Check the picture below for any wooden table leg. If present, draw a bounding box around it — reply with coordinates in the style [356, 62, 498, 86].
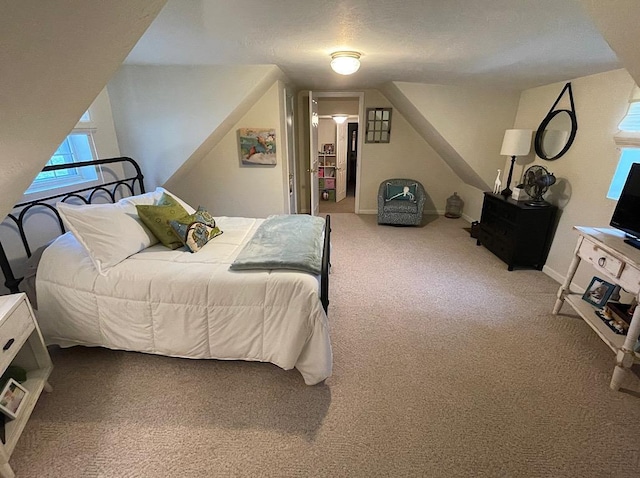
[610, 296, 640, 390]
[0, 462, 15, 478]
[553, 250, 581, 314]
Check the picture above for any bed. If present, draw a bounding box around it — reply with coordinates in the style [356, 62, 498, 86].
[0, 157, 332, 385]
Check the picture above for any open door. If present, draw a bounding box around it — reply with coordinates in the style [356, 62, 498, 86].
[309, 92, 320, 216]
[284, 89, 297, 214]
[335, 121, 347, 202]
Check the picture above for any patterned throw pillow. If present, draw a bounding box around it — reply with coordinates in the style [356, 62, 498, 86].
[136, 193, 191, 249]
[385, 183, 417, 202]
[169, 207, 223, 253]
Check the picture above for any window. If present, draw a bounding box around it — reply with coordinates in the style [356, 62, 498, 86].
[25, 113, 99, 195]
[607, 148, 640, 199]
[607, 89, 640, 200]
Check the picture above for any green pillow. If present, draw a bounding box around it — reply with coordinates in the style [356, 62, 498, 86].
[169, 207, 223, 253]
[136, 194, 190, 249]
[385, 183, 417, 202]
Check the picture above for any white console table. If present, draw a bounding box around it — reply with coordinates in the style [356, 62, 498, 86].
[553, 227, 640, 391]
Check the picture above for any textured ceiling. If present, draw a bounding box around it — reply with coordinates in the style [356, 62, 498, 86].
[125, 0, 621, 91]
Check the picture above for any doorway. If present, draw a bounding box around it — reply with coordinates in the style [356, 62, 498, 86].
[316, 95, 361, 214]
[318, 121, 357, 214]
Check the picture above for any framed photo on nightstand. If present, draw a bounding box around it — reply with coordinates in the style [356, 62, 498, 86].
[0, 379, 28, 420]
[582, 276, 615, 309]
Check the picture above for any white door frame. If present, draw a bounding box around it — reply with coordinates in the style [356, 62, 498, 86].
[309, 92, 319, 216]
[283, 87, 297, 214]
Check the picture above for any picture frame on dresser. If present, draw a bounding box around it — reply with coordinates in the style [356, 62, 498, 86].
[582, 276, 615, 308]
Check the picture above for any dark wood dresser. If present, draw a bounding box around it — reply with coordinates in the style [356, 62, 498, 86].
[477, 192, 557, 271]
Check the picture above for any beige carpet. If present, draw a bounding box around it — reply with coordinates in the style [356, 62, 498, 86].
[319, 193, 355, 214]
[11, 214, 640, 477]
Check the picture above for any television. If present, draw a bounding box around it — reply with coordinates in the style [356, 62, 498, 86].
[610, 162, 640, 249]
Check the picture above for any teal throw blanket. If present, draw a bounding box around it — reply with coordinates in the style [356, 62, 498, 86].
[230, 215, 326, 275]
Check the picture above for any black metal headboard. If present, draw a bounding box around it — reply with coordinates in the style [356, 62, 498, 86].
[0, 157, 145, 293]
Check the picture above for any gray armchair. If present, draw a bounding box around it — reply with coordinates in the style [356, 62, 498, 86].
[377, 179, 426, 226]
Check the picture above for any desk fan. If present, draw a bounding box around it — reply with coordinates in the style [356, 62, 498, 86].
[523, 165, 556, 207]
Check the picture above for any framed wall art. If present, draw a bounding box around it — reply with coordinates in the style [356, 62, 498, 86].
[238, 128, 277, 165]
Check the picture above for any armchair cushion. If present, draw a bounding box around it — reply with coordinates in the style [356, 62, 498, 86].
[385, 183, 418, 202]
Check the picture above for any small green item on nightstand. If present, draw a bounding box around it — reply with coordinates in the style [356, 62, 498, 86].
[0, 366, 27, 388]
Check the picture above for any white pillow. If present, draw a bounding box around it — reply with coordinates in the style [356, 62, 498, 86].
[117, 189, 163, 208]
[57, 201, 158, 275]
[117, 187, 195, 214]
[56, 188, 195, 275]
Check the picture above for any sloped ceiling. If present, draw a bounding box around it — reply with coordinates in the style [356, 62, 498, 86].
[0, 0, 167, 220]
[125, 0, 620, 91]
[580, 0, 640, 87]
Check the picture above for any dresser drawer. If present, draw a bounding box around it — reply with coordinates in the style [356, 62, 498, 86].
[578, 238, 625, 279]
[0, 299, 35, 372]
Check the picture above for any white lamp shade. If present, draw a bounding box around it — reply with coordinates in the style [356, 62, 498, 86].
[330, 52, 361, 75]
[332, 114, 348, 124]
[500, 129, 533, 156]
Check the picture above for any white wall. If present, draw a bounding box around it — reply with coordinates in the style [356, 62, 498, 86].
[0, 0, 166, 222]
[386, 82, 521, 220]
[107, 65, 285, 194]
[358, 89, 463, 214]
[318, 99, 360, 116]
[89, 89, 123, 161]
[318, 119, 337, 149]
[168, 82, 288, 218]
[512, 69, 635, 289]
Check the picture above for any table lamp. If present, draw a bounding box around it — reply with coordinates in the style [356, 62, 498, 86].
[500, 129, 532, 197]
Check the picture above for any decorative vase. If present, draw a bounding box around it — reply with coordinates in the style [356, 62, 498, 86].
[445, 192, 463, 218]
[322, 190, 329, 201]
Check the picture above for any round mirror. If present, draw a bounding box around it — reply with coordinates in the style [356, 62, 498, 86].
[534, 109, 577, 161]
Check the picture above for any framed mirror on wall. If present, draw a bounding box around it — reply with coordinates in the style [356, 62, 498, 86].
[365, 108, 392, 143]
[534, 82, 577, 160]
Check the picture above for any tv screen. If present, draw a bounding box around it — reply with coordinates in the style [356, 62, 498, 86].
[610, 162, 640, 249]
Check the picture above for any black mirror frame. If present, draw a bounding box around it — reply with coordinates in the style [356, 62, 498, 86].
[534, 82, 577, 161]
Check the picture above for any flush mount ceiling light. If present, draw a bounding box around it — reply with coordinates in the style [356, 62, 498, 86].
[332, 114, 349, 124]
[330, 51, 361, 75]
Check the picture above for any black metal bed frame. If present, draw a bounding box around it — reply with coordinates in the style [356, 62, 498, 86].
[0, 156, 331, 313]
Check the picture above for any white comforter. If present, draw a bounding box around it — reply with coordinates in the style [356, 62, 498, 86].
[36, 217, 332, 385]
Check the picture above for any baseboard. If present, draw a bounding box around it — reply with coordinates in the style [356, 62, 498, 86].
[542, 265, 585, 294]
[461, 213, 474, 223]
[542, 265, 564, 285]
[425, 209, 445, 216]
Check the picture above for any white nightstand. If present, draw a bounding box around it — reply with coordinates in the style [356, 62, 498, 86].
[0, 294, 53, 478]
